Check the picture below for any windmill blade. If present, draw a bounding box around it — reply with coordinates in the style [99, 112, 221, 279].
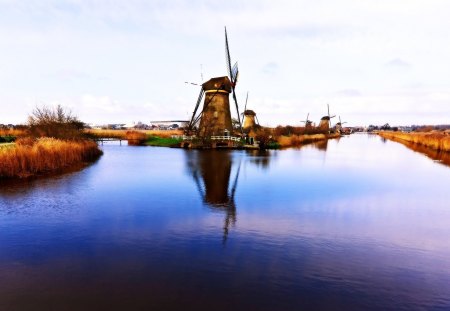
[339, 116, 342, 124]
[306, 112, 310, 122]
[225, 27, 232, 80]
[231, 62, 239, 85]
[225, 26, 243, 134]
[255, 115, 260, 125]
[327, 104, 330, 118]
[241, 92, 248, 124]
[188, 88, 205, 131]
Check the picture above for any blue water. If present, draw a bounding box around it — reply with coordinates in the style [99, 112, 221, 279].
[1, 134, 449, 310]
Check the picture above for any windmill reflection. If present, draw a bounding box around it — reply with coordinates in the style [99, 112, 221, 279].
[185, 150, 241, 244]
[311, 139, 329, 151]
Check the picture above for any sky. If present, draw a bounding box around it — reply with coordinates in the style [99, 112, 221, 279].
[0, 0, 449, 127]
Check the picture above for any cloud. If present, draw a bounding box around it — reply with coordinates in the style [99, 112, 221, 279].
[50, 69, 90, 81]
[335, 89, 362, 97]
[262, 62, 279, 75]
[385, 58, 412, 69]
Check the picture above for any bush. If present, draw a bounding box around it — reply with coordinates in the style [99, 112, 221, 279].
[28, 105, 85, 139]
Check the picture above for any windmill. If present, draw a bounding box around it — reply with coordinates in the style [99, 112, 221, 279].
[186, 27, 243, 138]
[300, 113, 313, 129]
[335, 116, 347, 133]
[241, 92, 260, 131]
[318, 104, 336, 132]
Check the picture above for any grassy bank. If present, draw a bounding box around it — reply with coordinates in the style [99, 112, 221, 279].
[276, 133, 340, 148]
[0, 138, 103, 178]
[379, 131, 450, 152]
[146, 136, 182, 147]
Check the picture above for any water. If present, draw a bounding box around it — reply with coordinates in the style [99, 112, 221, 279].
[1, 134, 449, 310]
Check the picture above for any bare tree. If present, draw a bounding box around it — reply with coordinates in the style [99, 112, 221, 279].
[28, 105, 85, 139]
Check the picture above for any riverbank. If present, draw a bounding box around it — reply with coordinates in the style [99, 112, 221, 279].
[276, 133, 341, 148]
[0, 138, 102, 178]
[378, 131, 450, 152]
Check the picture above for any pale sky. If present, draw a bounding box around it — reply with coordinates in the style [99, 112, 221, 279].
[1, 0, 449, 126]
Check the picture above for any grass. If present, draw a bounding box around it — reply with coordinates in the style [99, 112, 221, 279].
[379, 131, 450, 152]
[0, 138, 102, 178]
[146, 136, 182, 147]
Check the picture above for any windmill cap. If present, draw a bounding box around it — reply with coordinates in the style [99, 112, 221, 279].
[202, 76, 232, 92]
[321, 116, 331, 120]
[244, 110, 256, 116]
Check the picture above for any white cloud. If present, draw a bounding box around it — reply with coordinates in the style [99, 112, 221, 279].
[0, 0, 450, 126]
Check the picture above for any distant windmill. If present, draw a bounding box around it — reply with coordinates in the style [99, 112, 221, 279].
[241, 92, 260, 131]
[318, 104, 336, 132]
[186, 27, 243, 137]
[300, 112, 313, 129]
[335, 116, 347, 133]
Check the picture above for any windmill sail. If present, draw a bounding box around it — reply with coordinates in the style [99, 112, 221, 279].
[225, 27, 243, 134]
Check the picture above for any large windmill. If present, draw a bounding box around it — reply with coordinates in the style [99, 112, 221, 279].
[186, 27, 243, 137]
[318, 104, 336, 132]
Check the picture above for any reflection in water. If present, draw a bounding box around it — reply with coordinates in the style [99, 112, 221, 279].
[381, 136, 450, 167]
[246, 149, 272, 169]
[311, 139, 329, 151]
[185, 150, 240, 243]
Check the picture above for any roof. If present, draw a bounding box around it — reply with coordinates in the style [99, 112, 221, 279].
[244, 110, 256, 116]
[202, 76, 232, 93]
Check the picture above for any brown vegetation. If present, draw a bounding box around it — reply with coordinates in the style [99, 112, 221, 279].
[85, 129, 183, 139]
[0, 138, 102, 178]
[28, 105, 85, 139]
[277, 133, 339, 148]
[0, 128, 28, 137]
[379, 131, 450, 152]
[125, 131, 148, 146]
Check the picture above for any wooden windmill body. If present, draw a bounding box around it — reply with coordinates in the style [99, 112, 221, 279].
[198, 76, 233, 137]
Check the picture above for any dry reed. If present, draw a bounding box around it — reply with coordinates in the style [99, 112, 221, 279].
[379, 131, 450, 152]
[277, 133, 337, 148]
[85, 129, 183, 139]
[0, 138, 102, 178]
[125, 131, 148, 146]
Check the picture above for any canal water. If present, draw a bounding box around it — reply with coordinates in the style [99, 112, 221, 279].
[1, 134, 449, 310]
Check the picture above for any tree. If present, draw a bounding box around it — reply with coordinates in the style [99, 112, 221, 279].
[28, 105, 85, 139]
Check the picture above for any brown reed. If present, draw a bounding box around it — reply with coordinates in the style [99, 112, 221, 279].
[125, 131, 148, 146]
[277, 133, 337, 148]
[0, 138, 102, 178]
[379, 131, 450, 152]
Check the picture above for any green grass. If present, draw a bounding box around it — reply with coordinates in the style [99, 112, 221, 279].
[145, 136, 182, 147]
[0, 135, 16, 143]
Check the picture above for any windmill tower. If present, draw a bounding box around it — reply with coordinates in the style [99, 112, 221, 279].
[318, 104, 335, 132]
[187, 27, 243, 138]
[241, 92, 260, 131]
[300, 113, 313, 130]
[335, 116, 347, 134]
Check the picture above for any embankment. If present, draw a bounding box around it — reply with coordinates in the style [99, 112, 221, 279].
[276, 133, 340, 148]
[0, 138, 102, 178]
[378, 131, 450, 152]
